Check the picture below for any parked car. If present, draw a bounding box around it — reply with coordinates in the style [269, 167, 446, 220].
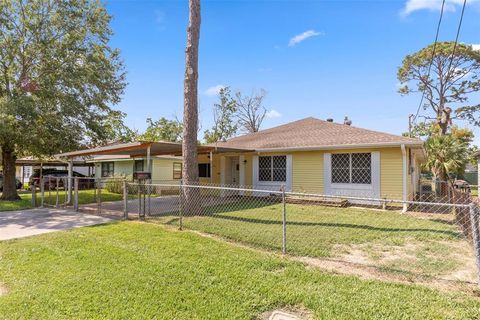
[0, 175, 23, 191]
[454, 179, 471, 193]
[29, 169, 94, 190]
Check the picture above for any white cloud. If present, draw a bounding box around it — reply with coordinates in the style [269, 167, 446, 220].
[204, 84, 225, 96]
[401, 0, 479, 16]
[288, 30, 324, 47]
[472, 44, 480, 51]
[266, 109, 282, 119]
[155, 10, 166, 24]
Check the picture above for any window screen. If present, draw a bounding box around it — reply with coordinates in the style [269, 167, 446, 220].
[101, 162, 114, 178]
[134, 160, 144, 172]
[331, 153, 371, 185]
[258, 156, 286, 182]
[173, 163, 182, 180]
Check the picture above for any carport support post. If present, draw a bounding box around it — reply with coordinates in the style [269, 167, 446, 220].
[282, 185, 287, 255]
[123, 179, 128, 220]
[67, 159, 73, 204]
[469, 203, 480, 286]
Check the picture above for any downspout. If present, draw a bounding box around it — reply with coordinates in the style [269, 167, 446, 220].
[401, 144, 408, 213]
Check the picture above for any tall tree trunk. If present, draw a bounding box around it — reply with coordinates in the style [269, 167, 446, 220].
[1, 146, 20, 201]
[182, 0, 201, 215]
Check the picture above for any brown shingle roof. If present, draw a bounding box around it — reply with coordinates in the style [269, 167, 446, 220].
[210, 117, 422, 150]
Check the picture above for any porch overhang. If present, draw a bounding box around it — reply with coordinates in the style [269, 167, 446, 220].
[55, 141, 253, 159]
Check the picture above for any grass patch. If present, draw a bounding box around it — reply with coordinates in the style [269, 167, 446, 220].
[0, 222, 479, 319]
[152, 200, 467, 277]
[0, 189, 125, 212]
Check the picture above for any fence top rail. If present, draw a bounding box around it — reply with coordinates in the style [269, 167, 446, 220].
[130, 182, 282, 195]
[127, 182, 472, 208]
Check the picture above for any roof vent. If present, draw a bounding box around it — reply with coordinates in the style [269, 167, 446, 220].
[344, 116, 352, 126]
[326, 118, 334, 122]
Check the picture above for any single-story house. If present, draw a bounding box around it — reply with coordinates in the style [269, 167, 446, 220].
[57, 117, 425, 203]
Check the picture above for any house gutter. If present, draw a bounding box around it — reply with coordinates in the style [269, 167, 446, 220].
[401, 144, 408, 213]
[254, 141, 423, 153]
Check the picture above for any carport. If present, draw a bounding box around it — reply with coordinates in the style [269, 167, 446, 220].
[55, 141, 252, 204]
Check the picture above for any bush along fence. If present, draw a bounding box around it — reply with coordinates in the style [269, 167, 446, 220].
[117, 181, 480, 288]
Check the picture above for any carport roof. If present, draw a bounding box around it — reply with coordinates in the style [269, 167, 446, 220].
[55, 141, 252, 159]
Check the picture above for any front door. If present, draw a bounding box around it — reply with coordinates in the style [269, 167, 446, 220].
[231, 158, 240, 185]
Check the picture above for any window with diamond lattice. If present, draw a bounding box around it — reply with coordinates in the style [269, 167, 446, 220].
[258, 156, 287, 182]
[331, 153, 371, 184]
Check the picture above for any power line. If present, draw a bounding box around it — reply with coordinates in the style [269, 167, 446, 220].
[445, 0, 468, 84]
[412, 0, 446, 124]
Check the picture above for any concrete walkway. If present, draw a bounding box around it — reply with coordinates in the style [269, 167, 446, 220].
[0, 208, 115, 241]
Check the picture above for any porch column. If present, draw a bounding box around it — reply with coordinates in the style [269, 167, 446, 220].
[146, 144, 151, 182]
[67, 159, 73, 204]
[239, 155, 245, 196]
[209, 151, 213, 184]
[220, 156, 226, 197]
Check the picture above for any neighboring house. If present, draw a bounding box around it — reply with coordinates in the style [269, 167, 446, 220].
[203, 117, 424, 200]
[57, 117, 425, 202]
[89, 154, 182, 182]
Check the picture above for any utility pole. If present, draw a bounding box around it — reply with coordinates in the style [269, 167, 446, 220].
[408, 114, 414, 137]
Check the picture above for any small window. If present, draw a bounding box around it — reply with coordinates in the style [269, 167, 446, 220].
[134, 160, 144, 172]
[173, 163, 182, 180]
[101, 162, 114, 178]
[258, 155, 287, 182]
[198, 163, 211, 178]
[331, 153, 371, 185]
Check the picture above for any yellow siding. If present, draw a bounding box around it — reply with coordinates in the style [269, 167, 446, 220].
[204, 147, 406, 199]
[379, 148, 403, 199]
[151, 158, 180, 181]
[292, 151, 324, 193]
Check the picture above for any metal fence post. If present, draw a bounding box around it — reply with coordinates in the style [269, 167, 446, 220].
[179, 180, 183, 230]
[55, 177, 59, 208]
[74, 178, 79, 211]
[123, 179, 128, 220]
[31, 183, 36, 207]
[282, 185, 287, 254]
[40, 177, 44, 208]
[97, 179, 102, 215]
[469, 203, 480, 287]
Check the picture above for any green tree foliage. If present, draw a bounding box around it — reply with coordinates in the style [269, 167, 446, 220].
[140, 117, 183, 142]
[204, 87, 238, 143]
[398, 42, 480, 134]
[424, 134, 469, 182]
[0, 0, 126, 200]
[102, 111, 138, 143]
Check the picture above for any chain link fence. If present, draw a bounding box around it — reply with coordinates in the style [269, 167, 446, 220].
[29, 176, 480, 288]
[118, 181, 480, 288]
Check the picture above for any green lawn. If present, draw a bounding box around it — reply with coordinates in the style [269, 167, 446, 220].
[152, 200, 472, 279]
[0, 222, 479, 319]
[0, 189, 124, 212]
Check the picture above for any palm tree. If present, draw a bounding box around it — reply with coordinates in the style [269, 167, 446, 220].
[424, 134, 468, 188]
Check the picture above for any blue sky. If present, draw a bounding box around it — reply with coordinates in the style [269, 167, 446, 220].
[105, 0, 480, 143]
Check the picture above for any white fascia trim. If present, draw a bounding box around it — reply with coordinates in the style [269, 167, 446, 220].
[86, 156, 180, 163]
[255, 142, 423, 153]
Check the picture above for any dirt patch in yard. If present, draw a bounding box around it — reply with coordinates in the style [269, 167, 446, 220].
[0, 283, 7, 296]
[157, 223, 480, 294]
[257, 306, 313, 320]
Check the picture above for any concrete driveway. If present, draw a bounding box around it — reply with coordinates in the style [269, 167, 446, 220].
[0, 208, 115, 241]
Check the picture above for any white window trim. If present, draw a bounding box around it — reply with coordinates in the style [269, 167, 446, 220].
[253, 155, 292, 191]
[324, 152, 380, 199]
